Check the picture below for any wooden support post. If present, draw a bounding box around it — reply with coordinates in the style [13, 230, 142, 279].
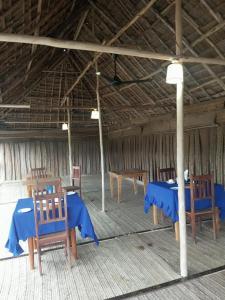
[175, 0, 187, 278]
[67, 98, 73, 186]
[96, 62, 105, 212]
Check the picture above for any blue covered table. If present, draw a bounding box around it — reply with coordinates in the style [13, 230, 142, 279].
[5, 193, 99, 269]
[144, 182, 225, 239]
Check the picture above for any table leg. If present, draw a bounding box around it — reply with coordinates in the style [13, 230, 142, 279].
[28, 237, 34, 270]
[175, 222, 179, 241]
[153, 205, 159, 225]
[109, 174, 114, 198]
[215, 207, 220, 232]
[70, 228, 78, 259]
[133, 177, 137, 194]
[159, 209, 165, 223]
[117, 175, 122, 203]
[143, 174, 147, 195]
[27, 185, 32, 197]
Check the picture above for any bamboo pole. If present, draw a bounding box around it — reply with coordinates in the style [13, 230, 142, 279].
[0, 104, 30, 108]
[0, 33, 225, 66]
[67, 97, 73, 186]
[95, 62, 105, 212]
[175, 0, 187, 278]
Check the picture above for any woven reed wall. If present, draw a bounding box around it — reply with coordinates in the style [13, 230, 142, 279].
[0, 138, 102, 181]
[0, 127, 224, 184]
[108, 127, 225, 185]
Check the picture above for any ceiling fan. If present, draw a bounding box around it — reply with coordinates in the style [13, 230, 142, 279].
[100, 54, 150, 88]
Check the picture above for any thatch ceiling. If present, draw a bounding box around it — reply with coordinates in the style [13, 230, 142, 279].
[1, 0, 225, 136]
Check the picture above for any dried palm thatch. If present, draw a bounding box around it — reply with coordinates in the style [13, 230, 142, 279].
[0, 0, 225, 138]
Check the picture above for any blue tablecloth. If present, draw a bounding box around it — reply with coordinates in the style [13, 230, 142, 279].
[144, 182, 225, 223]
[5, 193, 99, 256]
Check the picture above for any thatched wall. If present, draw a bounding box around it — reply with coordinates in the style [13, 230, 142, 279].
[0, 138, 102, 181]
[108, 127, 225, 185]
[0, 127, 224, 185]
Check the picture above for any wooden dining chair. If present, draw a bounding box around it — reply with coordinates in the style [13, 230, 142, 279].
[157, 167, 176, 181]
[72, 165, 82, 197]
[31, 167, 48, 179]
[33, 178, 71, 275]
[186, 174, 218, 242]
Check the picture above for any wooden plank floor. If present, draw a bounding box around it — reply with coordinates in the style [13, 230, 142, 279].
[129, 270, 225, 300]
[0, 234, 179, 300]
[1, 175, 225, 299]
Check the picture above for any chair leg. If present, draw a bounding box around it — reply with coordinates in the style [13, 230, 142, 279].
[70, 228, 78, 259]
[64, 243, 68, 256]
[190, 215, 197, 243]
[66, 236, 71, 268]
[37, 246, 42, 275]
[198, 216, 202, 231]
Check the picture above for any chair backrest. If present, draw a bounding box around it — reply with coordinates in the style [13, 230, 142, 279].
[31, 167, 47, 179]
[72, 165, 81, 187]
[190, 174, 215, 213]
[33, 178, 68, 235]
[157, 167, 176, 181]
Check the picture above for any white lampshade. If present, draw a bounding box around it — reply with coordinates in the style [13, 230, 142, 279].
[166, 62, 183, 84]
[62, 123, 68, 130]
[91, 109, 99, 119]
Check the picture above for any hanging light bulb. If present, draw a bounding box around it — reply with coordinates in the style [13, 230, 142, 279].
[91, 109, 99, 119]
[166, 62, 183, 84]
[62, 123, 68, 130]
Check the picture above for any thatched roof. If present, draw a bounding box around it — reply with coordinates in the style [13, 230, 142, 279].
[1, 0, 225, 137]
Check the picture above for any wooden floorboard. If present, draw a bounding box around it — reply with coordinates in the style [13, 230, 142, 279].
[0, 235, 179, 300]
[128, 270, 225, 300]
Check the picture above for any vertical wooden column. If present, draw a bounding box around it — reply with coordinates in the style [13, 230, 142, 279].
[176, 0, 187, 277]
[67, 97, 73, 186]
[96, 62, 105, 212]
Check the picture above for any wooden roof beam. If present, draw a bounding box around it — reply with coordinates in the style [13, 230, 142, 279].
[1, 33, 225, 65]
[200, 0, 222, 23]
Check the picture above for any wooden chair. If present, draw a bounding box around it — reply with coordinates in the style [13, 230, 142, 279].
[33, 178, 71, 275]
[186, 174, 217, 242]
[31, 167, 48, 179]
[157, 167, 176, 181]
[72, 165, 82, 197]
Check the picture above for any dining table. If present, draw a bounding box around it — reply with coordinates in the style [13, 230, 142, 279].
[5, 192, 99, 270]
[109, 169, 148, 202]
[144, 181, 225, 240]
